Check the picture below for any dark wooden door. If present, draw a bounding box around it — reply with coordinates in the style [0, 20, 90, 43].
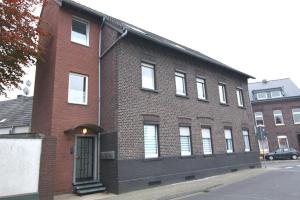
[75, 136, 95, 182]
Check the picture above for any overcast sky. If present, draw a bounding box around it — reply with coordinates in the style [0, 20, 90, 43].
[1, 0, 300, 101]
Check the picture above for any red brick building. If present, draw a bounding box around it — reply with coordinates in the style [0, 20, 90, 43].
[32, 0, 260, 198]
[249, 78, 300, 154]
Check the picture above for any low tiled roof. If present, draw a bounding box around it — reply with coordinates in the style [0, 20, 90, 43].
[60, 0, 254, 79]
[248, 78, 300, 101]
[0, 96, 33, 128]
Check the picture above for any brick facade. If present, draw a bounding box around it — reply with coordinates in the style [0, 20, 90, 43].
[32, 0, 260, 196]
[252, 98, 300, 152]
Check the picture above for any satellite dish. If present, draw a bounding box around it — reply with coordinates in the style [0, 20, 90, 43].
[26, 80, 32, 87]
[23, 87, 30, 96]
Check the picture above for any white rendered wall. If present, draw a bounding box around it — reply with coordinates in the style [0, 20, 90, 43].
[0, 138, 42, 197]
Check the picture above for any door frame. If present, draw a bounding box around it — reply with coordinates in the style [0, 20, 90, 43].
[73, 134, 99, 184]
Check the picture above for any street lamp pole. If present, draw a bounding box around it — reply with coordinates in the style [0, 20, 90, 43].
[258, 125, 267, 168]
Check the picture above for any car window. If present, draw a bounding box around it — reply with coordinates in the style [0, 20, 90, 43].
[275, 149, 283, 153]
[283, 148, 289, 152]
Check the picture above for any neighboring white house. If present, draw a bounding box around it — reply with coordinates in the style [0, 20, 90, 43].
[0, 95, 33, 134]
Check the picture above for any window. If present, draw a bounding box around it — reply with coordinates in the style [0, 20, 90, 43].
[271, 90, 282, 98]
[196, 78, 207, 100]
[179, 127, 192, 156]
[71, 17, 89, 46]
[144, 125, 159, 158]
[141, 63, 155, 90]
[242, 130, 251, 152]
[258, 136, 269, 154]
[236, 89, 244, 107]
[273, 110, 284, 125]
[224, 129, 234, 153]
[202, 128, 213, 155]
[175, 72, 187, 96]
[256, 92, 268, 100]
[292, 108, 300, 124]
[254, 112, 264, 126]
[68, 73, 88, 104]
[277, 135, 289, 149]
[218, 84, 227, 104]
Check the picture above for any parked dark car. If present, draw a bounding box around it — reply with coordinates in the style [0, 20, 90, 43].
[265, 148, 299, 160]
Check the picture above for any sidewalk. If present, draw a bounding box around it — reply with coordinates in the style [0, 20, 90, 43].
[55, 168, 269, 200]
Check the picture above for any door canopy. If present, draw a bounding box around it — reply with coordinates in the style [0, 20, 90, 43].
[64, 124, 104, 135]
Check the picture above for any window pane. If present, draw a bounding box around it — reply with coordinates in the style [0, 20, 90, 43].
[278, 136, 289, 149]
[236, 89, 244, 107]
[243, 130, 251, 152]
[257, 92, 267, 100]
[224, 129, 233, 153]
[72, 18, 88, 45]
[273, 110, 284, 125]
[141, 63, 155, 90]
[144, 125, 158, 158]
[271, 91, 282, 98]
[292, 108, 300, 124]
[180, 127, 191, 156]
[254, 112, 264, 126]
[68, 74, 87, 104]
[197, 78, 206, 99]
[202, 128, 212, 154]
[219, 84, 226, 103]
[175, 72, 186, 95]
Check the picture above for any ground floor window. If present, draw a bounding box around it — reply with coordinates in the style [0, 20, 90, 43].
[179, 127, 192, 156]
[277, 135, 289, 149]
[224, 129, 234, 153]
[243, 130, 251, 152]
[202, 128, 213, 155]
[144, 125, 159, 158]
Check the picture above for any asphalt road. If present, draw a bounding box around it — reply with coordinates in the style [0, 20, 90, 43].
[172, 160, 300, 200]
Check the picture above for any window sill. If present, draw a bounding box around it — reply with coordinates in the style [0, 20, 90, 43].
[175, 94, 189, 99]
[244, 151, 252, 153]
[238, 106, 246, 109]
[203, 154, 215, 158]
[198, 98, 209, 103]
[143, 157, 163, 162]
[71, 40, 90, 48]
[140, 88, 159, 93]
[226, 152, 236, 155]
[180, 155, 195, 159]
[220, 103, 230, 106]
[68, 102, 88, 106]
[275, 124, 285, 127]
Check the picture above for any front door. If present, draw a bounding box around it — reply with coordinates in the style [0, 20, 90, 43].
[75, 136, 95, 182]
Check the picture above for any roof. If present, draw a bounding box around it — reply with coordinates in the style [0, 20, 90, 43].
[59, 0, 254, 79]
[248, 78, 300, 102]
[0, 96, 33, 128]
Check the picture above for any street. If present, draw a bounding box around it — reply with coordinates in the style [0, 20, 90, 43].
[169, 160, 300, 200]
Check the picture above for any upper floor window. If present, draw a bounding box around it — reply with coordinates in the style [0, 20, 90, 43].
[273, 110, 284, 126]
[254, 112, 264, 126]
[242, 130, 251, 152]
[292, 108, 300, 124]
[71, 17, 89, 46]
[202, 128, 213, 155]
[277, 135, 289, 149]
[68, 73, 88, 105]
[224, 129, 234, 153]
[175, 72, 187, 96]
[271, 90, 282, 98]
[256, 92, 267, 100]
[196, 78, 207, 100]
[179, 127, 192, 156]
[218, 84, 227, 104]
[144, 124, 159, 158]
[236, 88, 244, 107]
[141, 63, 155, 90]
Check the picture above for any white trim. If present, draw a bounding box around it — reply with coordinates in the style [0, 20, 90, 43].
[256, 92, 268, 100]
[270, 90, 282, 98]
[292, 108, 300, 124]
[254, 112, 264, 127]
[236, 89, 244, 107]
[218, 84, 227, 104]
[141, 62, 155, 90]
[179, 127, 192, 156]
[73, 134, 98, 184]
[273, 110, 285, 126]
[277, 135, 289, 149]
[71, 16, 90, 46]
[175, 72, 187, 96]
[68, 73, 88, 105]
[196, 78, 206, 100]
[144, 125, 159, 159]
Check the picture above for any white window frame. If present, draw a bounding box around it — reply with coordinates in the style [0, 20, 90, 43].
[175, 72, 187, 96]
[273, 110, 284, 126]
[141, 62, 155, 90]
[236, 88, 244, 107]
[144, 124, 159, 159]
[271, 91, 282, 98]
[196, 78, 207, 100]
[292, 108, 300, 124]
[218, 84, 227, 104]
[277, 135, 289, 149]
[256, 92, 268, 100]
[242, 130, 251, 152]
[71, 16, 90, 46]
[179, 127, 192, 156]
[224, 129, 234, 153]
[202, 128, 213, 155]
[68, 73, 88, 105]
[254, 112, 264, 127]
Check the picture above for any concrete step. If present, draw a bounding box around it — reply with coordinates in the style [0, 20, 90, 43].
[76, 186, 106, 195]
[74, 183, 104, 190]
